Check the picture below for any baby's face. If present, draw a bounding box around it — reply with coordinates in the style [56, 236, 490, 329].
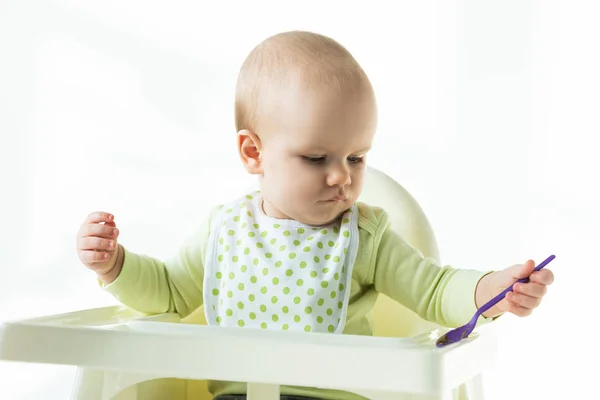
[258, 82, 377, 226]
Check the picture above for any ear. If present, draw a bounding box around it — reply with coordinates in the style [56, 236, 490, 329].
[237, 129, 263, 174]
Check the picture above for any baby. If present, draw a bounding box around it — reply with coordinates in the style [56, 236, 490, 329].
[76, 31, 554, 400]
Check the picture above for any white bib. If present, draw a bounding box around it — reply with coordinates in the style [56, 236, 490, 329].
[203, 191, 359, 334]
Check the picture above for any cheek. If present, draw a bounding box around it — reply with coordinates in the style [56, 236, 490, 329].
[352, 168, 365, 186]
[264, 157, 308, 189]
[286, 165, 325, 200]
[262, 152, 288, 178]
[350, 169, 365, 193]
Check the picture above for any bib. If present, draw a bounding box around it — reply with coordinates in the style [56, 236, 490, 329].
[203, 191, 359, 334]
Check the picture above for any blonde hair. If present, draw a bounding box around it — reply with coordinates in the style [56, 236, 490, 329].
[234, 31, 370, 133]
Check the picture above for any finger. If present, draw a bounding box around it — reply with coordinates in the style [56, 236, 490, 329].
[510, 259, 536, 280]
[84, 212, 114, 224]
[79, 250, 111, 264]
[506, 291, 541, 310]
[78, 236, 117, 251]
[500, 260, 536, 287]
[513, 282, 547, 298]
[505, 299, 533, 317]
[78, 223, 119, 239]
[529, 269, 554, 285]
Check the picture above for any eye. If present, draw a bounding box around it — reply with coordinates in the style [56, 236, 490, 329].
[302, 156, 326, 165]
[347, 156, 364, 164]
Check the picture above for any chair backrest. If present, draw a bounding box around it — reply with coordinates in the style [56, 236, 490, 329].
[185, 167, 440, 337]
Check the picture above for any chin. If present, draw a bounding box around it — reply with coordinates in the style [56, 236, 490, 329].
[308, 211, 346, 226]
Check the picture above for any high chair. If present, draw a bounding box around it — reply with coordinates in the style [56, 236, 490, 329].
[0, 167, 497, 400]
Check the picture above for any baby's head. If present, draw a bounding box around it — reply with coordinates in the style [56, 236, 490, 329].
[235, 31, 378, 226]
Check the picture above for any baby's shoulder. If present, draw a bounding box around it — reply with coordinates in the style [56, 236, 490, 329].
[355, 202, 390, 235]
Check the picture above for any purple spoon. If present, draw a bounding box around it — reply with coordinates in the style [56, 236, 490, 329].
[435, 254, 556, 348]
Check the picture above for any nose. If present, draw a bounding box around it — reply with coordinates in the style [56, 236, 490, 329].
[326, 162, 351, 187]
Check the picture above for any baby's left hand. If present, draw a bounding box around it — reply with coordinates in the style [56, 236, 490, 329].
[477, 259, 555, 318]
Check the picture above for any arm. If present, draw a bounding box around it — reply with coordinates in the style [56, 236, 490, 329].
[100, 207, 218, 318]
[371, 227, 491, 328]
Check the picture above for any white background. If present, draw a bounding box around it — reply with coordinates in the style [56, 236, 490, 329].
[1, 0, 597, 399]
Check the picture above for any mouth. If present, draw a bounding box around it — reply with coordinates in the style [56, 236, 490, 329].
[324, 195, 348, 203]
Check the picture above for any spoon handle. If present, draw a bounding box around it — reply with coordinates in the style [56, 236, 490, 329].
[476, 255, 556, 318]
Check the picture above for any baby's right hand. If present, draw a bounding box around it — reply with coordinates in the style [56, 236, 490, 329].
[77, 211, 121, 278]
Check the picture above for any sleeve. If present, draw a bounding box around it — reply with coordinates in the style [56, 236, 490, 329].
[371, 224, 492, 328]
[101, 206, 221, 318]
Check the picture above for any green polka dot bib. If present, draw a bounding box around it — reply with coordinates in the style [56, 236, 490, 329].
[203, 191, 359, 334]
